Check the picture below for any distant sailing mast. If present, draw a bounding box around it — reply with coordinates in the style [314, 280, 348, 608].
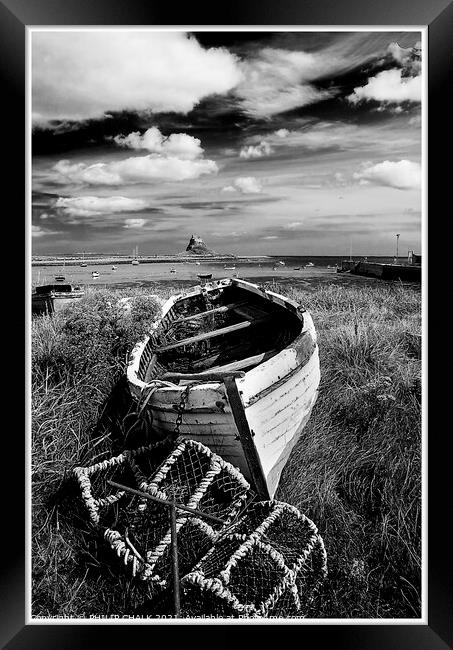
[80, 250, 87, 267]
[131, 246, 140, 265]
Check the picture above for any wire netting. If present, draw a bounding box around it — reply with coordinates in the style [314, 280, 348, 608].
[180, 500, 327, 618]
[74, 437, 251, 592]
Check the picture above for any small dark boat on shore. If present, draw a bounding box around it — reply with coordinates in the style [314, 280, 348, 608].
[197, 273, 212, 281]
[32, 283, 84, 315]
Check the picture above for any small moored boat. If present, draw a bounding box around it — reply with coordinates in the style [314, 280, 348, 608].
[127, 278, 320, 499]
[91, 271, 99, 278]
[32, 283, 84, 315]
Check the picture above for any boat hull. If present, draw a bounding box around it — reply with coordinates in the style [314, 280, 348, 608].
[145, 346, 319, 498]
[32, 292, 84, 315]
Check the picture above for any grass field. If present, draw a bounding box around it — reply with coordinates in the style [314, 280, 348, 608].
[31, 280, 422, 619]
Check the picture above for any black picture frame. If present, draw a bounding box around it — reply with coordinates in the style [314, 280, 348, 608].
[3, 0, 449, 646]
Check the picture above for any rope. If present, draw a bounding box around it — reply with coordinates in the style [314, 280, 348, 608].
[182, 500, 328, 618]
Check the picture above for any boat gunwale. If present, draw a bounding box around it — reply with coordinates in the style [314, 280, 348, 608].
[127, 278, 314, 396]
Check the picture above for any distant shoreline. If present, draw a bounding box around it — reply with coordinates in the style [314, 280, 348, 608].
[32, 255, 271, 266]
[31, 254, 396, 267]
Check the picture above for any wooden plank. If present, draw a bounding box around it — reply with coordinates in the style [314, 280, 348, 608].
[171, 301, 246, 326]
[223, 376, 270, 500]
[233, 304, 270, 320]
[162, 371, 245, 382]
[156, 316, 270, 353]
[170, 502, 181, 617]
[204, 349, 278, 374]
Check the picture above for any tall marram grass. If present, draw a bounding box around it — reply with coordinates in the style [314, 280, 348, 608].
[31, 281, 421, 618]
[275, 282, 421, 618]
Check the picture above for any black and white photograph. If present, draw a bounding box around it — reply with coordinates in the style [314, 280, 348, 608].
[30, 27, 424, 622]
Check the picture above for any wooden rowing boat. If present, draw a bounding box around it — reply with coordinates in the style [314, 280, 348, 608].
[127, 278, 320, 499]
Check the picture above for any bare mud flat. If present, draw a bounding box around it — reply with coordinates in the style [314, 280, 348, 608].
[31, 260, 409, 292]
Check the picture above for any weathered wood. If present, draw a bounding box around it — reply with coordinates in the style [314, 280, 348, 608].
[126, 278, 320, 498]
[171, 301, 246, 326]
[223, 376, 270, 501]
[205, 350, 278, 374]
[156, 317, 270, 353]
[162, 370, 245, 382]
[170, 501, 181, 617]
[233, 304, 270, 320]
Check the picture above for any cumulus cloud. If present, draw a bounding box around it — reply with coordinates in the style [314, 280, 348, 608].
[387, 41, 421, 75]
[32, 31, 242, 122]
[114, 127, 204, 160]
[348, 69, 421, 105]
[274, 129, 290, 138]
[284, 221, 303, 230]
[124, 218, 147, 229]
[32, 225, 45, 237]
[55, 195, 147, 217]
[239, 141, 273, 159]
[353, 159, 421, 190]
[53, 155, 218, 186]
[222, 177, 263, 194]
[32, 224, 62, 237]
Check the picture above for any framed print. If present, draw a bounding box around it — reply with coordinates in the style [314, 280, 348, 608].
[0, 0, 450, 646]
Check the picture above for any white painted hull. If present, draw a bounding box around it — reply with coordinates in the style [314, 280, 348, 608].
[127, 279, 320, 498]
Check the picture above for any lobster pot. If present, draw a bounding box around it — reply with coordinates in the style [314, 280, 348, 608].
[75, 438, 250, 589]
[181, 501, 327, 618]
[73, 440, 174, 527]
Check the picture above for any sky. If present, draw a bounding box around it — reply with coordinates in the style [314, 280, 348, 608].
[31, 30, 422, 256]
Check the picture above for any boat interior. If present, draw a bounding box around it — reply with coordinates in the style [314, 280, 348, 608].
[137, 282, 304, 382]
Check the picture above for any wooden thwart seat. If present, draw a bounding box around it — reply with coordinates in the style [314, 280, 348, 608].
[170, 300, 247, 326]
[200, 349, 279, 374]
[155, 315, 271, 353]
